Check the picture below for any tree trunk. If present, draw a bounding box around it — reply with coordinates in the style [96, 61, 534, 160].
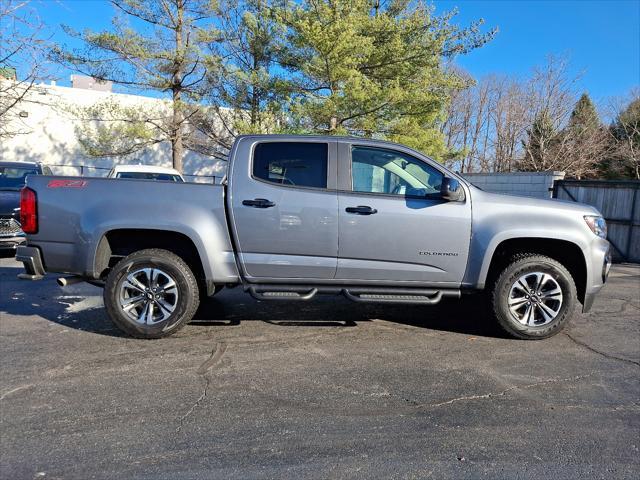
[250, 78, 259, 129]
[172, 96, 183, 173]
[172, 2, 185, 173]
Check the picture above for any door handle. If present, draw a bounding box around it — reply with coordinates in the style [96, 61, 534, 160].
[242, 198, 276, 208]
[345, 205, 377, 215]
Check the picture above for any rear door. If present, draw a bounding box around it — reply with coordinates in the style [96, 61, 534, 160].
[229, 138, 338, 280]
[336, 143, 472, 285]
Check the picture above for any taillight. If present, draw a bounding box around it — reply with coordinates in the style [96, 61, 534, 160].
[20, 187, 38, 234]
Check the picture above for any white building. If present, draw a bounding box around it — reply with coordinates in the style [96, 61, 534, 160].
[0, 77, 227, 182]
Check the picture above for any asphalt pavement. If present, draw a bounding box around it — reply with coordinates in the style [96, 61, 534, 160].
[1, 257, 639, 479]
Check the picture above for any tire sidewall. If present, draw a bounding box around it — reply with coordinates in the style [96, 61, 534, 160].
[494, 257, 576, 339]
[104, 252, 195, 338]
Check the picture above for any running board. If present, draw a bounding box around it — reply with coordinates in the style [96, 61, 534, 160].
[247, 285, 460, 305]
[249, 286, 319, 301]
[344, 288, 460, 304]
[344, 290, 443, 304]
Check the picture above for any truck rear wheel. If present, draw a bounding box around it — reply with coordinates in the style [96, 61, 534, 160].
[491, 254, 576, 340]
[103, 248, 200, 339]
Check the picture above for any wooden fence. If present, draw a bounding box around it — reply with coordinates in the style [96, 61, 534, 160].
[553, 179, 640, 263]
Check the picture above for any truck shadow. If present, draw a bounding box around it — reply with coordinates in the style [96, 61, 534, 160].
[0, 264, 127, 337]
[0, 265, 505, 339]
[192, 288, 505, 338]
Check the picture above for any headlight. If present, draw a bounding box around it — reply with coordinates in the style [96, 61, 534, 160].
[584, 215, 607, 239]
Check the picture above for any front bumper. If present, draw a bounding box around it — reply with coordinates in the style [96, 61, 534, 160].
[0, 235, 26, 250]
[15, 245, 46, 280]
[582, 244, 611, 313]
[0, 215, 25, 250]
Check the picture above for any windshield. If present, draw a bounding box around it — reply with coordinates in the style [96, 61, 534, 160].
[0, 166, 39, 190]
[116, 172, 183, 182]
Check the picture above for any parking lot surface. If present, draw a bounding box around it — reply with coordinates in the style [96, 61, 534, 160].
[1, 257, 639, 479]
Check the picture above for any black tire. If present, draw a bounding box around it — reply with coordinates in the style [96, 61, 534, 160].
[103, 248, 200, 339]
[491, 253, 577, 340]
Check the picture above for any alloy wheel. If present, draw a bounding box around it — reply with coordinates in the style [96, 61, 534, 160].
[508, 272, 563, 326]
[118, 268, 179, 325]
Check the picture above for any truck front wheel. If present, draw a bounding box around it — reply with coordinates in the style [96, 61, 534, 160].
[491, 254, 577, 340]
[104, 248, 200, 339]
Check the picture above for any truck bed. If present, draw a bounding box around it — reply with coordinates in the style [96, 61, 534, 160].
[23, 176, 237, 282]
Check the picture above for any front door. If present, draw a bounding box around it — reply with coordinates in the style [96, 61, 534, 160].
[336, 144, 472, 285]
[229, 139, 338, 280]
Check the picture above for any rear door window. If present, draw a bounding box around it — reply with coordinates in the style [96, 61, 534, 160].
[253, 142, 328, 189]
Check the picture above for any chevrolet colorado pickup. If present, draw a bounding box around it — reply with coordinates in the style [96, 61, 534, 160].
[16, 135, 611, 339]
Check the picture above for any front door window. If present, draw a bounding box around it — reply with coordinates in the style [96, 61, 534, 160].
[351, 146, 443, 197]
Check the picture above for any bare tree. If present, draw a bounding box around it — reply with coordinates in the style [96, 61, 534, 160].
[0, 0, 50, 139]
[445, 55, 611, 177]
[443, 74, 526, 173]
[491, 77, 529, 172]
[441, 70, 493, 172]
[519, 60, 611, 178]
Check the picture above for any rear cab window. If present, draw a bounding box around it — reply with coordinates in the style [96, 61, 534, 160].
[253, 142, 328, 189]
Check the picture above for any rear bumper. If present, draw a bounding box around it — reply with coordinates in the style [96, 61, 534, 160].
[15, 245, 46, 280]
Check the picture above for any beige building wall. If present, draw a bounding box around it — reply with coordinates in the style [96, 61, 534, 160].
[0, 80, 227, 182]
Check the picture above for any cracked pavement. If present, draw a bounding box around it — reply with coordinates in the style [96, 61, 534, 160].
[1, 258, 639, 479]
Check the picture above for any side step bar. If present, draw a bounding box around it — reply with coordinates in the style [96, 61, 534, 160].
[345, 289, 444, 304]
[247, 285, 460, 305]
[249, 286, 319, 301]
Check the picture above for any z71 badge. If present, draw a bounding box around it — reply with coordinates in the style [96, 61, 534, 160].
[47, 179, 88, 188]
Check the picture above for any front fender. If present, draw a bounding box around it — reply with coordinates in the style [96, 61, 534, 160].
[465, 229, 590, 290]
[463, 189, 598, 290]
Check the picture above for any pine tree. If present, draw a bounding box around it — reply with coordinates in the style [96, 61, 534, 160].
[562, 92, 605, 178]
[52, 0, 219, 172]
[567, 93, 600, 134]
[277, 0, 495, 159]
[51, 0, 495, 163]
[205, 0, 291, 137]
[520, 94, 608, 178]
[521, 111, 557, 171]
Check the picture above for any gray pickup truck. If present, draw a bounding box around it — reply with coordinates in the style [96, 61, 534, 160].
[16, 135, 611, 339]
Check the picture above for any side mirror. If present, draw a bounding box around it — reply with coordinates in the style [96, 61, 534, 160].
[440, 177, 465, 202]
